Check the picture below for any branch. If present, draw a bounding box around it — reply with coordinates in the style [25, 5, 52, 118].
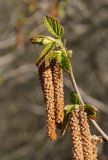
[64, 77, 108, 114]
[79, 88, 108, 114]
[68, 69, 108, 142]
[1, 62, 108, 115]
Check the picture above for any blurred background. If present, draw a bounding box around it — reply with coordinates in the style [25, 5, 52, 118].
[0, 0, 108, 159]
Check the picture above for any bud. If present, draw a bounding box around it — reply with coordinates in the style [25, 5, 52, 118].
[38, 62, 57, 141]
[30, 35, 54, 45]
[51, 60, 64, 123]
[70, 109, 84, 160]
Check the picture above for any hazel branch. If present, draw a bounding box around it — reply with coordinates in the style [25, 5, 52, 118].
[69, 68, 108, 142]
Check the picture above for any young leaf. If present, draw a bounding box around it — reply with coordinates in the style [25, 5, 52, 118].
[48, 50, 62, 65]
[60, 52, 71, 72]
[70, 92, 80, 105]
[56, 53, 62, 63]
[61, 104, 80, 137]
[30, 35, 54, 45]
[61, 105, 73, 137]
[61, 112, 70, 137]
[63, 39, 66, 47]
[43, 15, 64, 38]
[67, 50, 73, 57]
[36, 42, 55, 67]
[50, 51, 62, 63]
[84, 104, 98, 120]
[64, 104, 74, 114]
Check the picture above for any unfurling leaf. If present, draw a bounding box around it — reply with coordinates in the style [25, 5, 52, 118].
[61, 104, 80, 137]
[67, 50, 73, 57]
[43, 15, 64, 38]
[70, 92, 80, 105]
[63, 39, 66, 47]
[61, 112, 70, 137]
[64, 105, 74, 114]
[56, 53, 62, 63]
[48, 50, 62, 64]
[30, 35, 54, 45]
[36, 43, 55, 67]
[61, 105, 72, 137]
[84, 104, 98, 120]
[60, 52, 71, 72]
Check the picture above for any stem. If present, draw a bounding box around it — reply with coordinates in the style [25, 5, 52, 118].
[69, 69, 84, 105]
[69, 68, 108, 142]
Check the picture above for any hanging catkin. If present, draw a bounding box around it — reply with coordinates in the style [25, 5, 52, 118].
[38, 62, 57, 141]
[91, 135, 102, 160]
[79, 106, 93, 160]
[51, 60, 64, 123]
[70, 109, 84, 160]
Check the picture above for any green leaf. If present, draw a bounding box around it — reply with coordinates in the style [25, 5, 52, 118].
[63, 39, 66, 47]
[64, 104, 80, 114]
[43, 16, 64, 38]
[60, 51, 71, 72]
[30, 35, 54, 45]
[67, 50, 73, 57]
[61, 104, 80, 137]
[53, 51, 62, 63]
[48, 50, 62, 64]
[56, 53, 62, 63]
[61, 111, 71, 137]
[64, 105, 74, 114]
[61, 105, 72, 137]
[70, 92, 80, 105]
[84, 104, 98, 120]
[36, 42, 55, 67]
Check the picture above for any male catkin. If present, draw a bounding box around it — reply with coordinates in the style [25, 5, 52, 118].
[38, 62, 57, 141]
[51, 60, 64, 124]
[91, 135, 102, 160]
[70, 109, 84, 160]
[79, 107, 93, 160]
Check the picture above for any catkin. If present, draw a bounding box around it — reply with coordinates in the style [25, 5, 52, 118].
[91, 135, 102, 160]
[79, 106, 93, 160]
[38, 62, 57, 141]
[70, 109, 84, 160]
[51, 60, 64, 123]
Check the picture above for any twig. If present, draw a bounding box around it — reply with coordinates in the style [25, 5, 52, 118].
[79, 88, 108, 114]
[64, 77, 108, 114]
[69, 69, 108, 142]
[1, 59, 108, 114]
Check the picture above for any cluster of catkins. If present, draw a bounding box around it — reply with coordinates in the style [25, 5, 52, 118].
[38, 59, 64, 141]
[38, 59, 100, 160]
[70, 107, 101, 160]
